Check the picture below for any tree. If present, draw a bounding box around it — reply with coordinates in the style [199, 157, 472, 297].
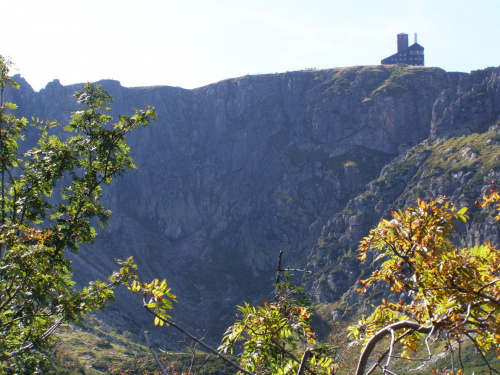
[219, 267, 337, 375]
[350, 196, 500, 374]
[0, 56, 156, 373]
[121, 189, 500, 375]
[119, 251, 337, 375]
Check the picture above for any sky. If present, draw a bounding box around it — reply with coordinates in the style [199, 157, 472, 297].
[3, 0, 500, 92]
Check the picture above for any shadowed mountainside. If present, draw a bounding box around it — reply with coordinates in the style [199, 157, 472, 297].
[7, 64, 500, 343]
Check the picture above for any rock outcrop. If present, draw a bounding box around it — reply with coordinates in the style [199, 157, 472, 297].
[6, 64, 500, 341]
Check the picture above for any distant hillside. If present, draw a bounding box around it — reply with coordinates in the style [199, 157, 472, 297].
[7, 64, 500, 344]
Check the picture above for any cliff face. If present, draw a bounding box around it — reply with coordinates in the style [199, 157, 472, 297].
[307, 67, 500, 309]
[7, 65, 500, 340]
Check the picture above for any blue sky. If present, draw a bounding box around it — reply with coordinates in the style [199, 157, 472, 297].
[3, 0, 500, 91]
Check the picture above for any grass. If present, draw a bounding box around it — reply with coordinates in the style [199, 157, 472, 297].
[370, 65, 407, 96]
[49, 315, 238, 374]
[381, 157, 419, 183]
[49, 315, 147, 374]
[317, 234, 338, 249]
[426, 132, 500, 173]
[317, 65, 391, 97]
[368, 65, 440, 98]
[415, 130, 500, 196]
[375, 127, 500, 191]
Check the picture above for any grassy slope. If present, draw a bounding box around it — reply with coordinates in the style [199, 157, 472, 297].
[50, 315, 235, 374]
[313, 126, 500, 373]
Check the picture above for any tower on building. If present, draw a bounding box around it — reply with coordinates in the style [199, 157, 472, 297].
[381, 33, 424, 66]
[397, 33, 409, 52]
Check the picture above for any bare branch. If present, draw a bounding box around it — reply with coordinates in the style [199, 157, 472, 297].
[446, 331, 455, 374]
[457, 336, 465, 373]
[450, 282, 500, 307]
[275, 248, 283, 299]
[144, 331, 169, 375]
[382, 328, 395, 372]
[297, 349, 312, 375]
[382, 368, 397, 375]
[355, 320, 438, 375]
[463, 332, 500, 375]
[424, 325, 435, 360]
[477, 278, 500, 293]
[2, 316, 64, 360]
[271, 340, 314, 373]
[143, 300, 255, 375]
[365, 328, 415, 375]
[366, 363, 381, 375]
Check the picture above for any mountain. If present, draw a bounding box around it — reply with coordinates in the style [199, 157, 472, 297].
[6, 64, 500, 344]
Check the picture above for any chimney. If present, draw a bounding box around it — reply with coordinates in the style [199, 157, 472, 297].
[414, 33, 417, 44]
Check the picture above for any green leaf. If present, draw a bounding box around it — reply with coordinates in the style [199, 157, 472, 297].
[0, 62, 156, 371]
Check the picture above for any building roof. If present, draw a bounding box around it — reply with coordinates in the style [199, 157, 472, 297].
[381, 43, 424, 65]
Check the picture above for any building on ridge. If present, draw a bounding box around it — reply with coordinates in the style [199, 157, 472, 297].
[381, 33, 424, 66]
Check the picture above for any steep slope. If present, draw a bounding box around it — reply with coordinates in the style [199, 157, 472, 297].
[6, 65, 499, 343]
[307, 67, 500, 312]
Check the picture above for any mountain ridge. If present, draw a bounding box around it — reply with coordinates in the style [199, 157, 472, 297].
[5, 64, 500, 342]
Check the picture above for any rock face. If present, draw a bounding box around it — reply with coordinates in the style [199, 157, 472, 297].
[6, 65, 500, 341]
[307, 67, 500, 309]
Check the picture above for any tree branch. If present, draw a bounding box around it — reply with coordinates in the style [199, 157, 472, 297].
[275, 248, 283, 300]
[364, 328, 415, 375]
[271, 340, 314, 374]
[450, 282, 500, 307]
[382, 328, 395, 372]
[297, 349, 312, 375]
[355, 320, 438, 375]
[144, 331, 169, 375]
[2, 316, 64, 360]
[143, 301, 255, 375]
[463, 331, 500, 375]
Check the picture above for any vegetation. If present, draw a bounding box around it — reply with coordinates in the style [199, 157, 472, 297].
[116, 250, 338, 374]
[123, 192, 500, 375]
[219, 269, 336, 375]
[379, 129, 500, 189]
[369, 65, 436, 97]
[3, 55, 500, 374]
[48, 315, 236, 375]
[424, 132, 500, 187]
[0, 56, 155, 373]
[106, 150, 500, 375]
[350, 195, 500, 374]
[50, 315, 147, 374]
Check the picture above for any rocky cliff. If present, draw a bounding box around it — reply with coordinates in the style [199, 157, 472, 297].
[6, 65, 500, 342]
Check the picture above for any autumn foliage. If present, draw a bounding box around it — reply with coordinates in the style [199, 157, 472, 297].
[350, 195, 500, 374]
